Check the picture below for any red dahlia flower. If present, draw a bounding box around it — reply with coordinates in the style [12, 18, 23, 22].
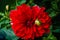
[10, 4, 51, 40]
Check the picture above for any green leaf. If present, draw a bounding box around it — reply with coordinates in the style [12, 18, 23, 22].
[0, 29, 6, 40]
[16, 0, 26, 6]
[48, 33, 57, 40]
[51, 1, 58, 10]
[0, 12, 5, 16]
[43, 32, 57, 40]
[1, 28, 19, 40]
[49, 11, 57, 17]
[0, 18, 10, 29]
[0, 12, 4, 20]
[53, 29, 60, 33]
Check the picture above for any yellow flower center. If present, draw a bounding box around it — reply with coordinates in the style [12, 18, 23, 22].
[35, 19, 41, 26]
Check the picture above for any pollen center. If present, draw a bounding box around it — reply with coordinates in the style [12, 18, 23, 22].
[35, 19, 41, 26]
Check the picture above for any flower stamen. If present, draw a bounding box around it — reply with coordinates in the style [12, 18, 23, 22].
[35, 19, 41, 26]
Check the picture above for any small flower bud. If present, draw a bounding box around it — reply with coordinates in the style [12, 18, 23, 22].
[6, 5, 9, 10]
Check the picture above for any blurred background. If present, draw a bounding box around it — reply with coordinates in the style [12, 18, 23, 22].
[0, 0, 60, 40]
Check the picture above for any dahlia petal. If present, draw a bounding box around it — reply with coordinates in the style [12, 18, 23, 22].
[32, 5, 40, 13]
[21, 4, 30, 12]
[39, 18, 46, 23]
[31, 34, 34, 39]
[37, 27, 42, 31]
[46, 29, 50, 33]
[35, 32, 40, 37]
[41, 12, 48, 18]
[43, 24, 50, 29]
[46, 17, 51, 23]
[19, 27, 25, 32]
[32, 5, 40, 18]
[12, 24, 24, 33]
[10, 10, 17, 20]
[26, 28, 31, 34]
[33, 26, 36, 32]
[17, 5, 22, 10]
[24, 39, 29, 40]
[39, 29, 45, 36]
[23, 27, 33, 39]
[16, 27, 26, 37]
[11, 20, 19, 24]
[29, 27, 33, 34]
[16, 30, 25, 38]
[17, 4, 27, 10]
[40, 7, 45, 12]
[21, 4, 28, 7]
[45, 16, 49, 21]
[18, 16, 27, 23]
[26, 8, 32, 19]
[24, 34, 31, 39]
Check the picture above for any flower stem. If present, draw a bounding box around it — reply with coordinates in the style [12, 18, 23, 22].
[16, 0, 17, 6]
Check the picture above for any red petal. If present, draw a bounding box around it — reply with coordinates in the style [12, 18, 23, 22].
[24, 34, 31, 39]
[26, 28, 30, 34]
[39, 18, 46, 23]
[39, 29, 45, 36]
[33, 25, 36, 32]
[43, 24, 50, 29]
[31, 34, 34, 39]
[37, 26, 42, 31]
[10, 10, 17, 20]
[35, 32, 40, 37]
[40, 7, 45, 12]
[32, 5, 40, 14]
[32, 5, 40, 18]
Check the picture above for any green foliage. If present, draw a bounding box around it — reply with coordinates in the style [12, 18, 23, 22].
[49, 10, 57, 17]
[51, 1, 58, 10]
[1, 28, 19, 40]
[53, 29, 60, 33]
[43, 33, 57, 40]
[16, 0, 26, 6]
